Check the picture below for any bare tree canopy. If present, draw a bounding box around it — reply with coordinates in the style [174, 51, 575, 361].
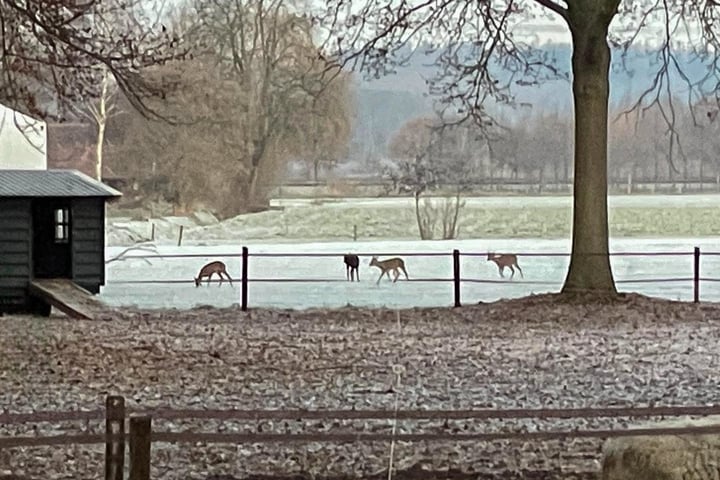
[0, 0, 183, 119]
[108, 0, 355, 216]
[387, 115, 481, 239]
[319, 0, 720, 295]
[188, 0, 353, 205]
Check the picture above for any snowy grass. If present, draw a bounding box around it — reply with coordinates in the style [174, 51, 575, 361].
[181, 197, 720, 243]
[109, 195, 720, 246]
[101, 237, 720, 310]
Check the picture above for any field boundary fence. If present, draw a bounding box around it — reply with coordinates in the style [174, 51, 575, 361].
[107, 247, 720, 310]
[5, 396, 720, 480]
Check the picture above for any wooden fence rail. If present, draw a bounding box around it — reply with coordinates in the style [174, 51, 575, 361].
[5, 396, 720, 480]
[7, 403, 720, 425]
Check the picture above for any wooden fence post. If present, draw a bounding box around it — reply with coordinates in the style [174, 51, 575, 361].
[177, 225, 184, 247]
[105, 395, 125, 480]
[694, 246, 700, 303]
[129, 416, 152, 480]
[453, 249, 461, 308]
[241, 246, 249, 311]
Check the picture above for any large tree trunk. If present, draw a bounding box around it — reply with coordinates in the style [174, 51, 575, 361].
[562, 13, 617, 294]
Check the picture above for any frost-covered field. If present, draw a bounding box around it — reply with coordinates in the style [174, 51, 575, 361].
[102, 237, 720, 309]
[6, 294, 720, 479]
[109, 194, 720, 246]
[270, 193, 720, 209]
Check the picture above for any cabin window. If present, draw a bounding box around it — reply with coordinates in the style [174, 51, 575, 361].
[54, 208, 69, 243]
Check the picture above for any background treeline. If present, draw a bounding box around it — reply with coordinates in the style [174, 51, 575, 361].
[56, 0, 354, 217]
[385, 101, 720, 191]
[43, 0, 720, 218]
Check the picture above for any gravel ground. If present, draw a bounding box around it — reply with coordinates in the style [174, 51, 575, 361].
[2, 293, 720, 479]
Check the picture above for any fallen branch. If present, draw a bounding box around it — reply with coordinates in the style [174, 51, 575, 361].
[105, 243, 158, 265]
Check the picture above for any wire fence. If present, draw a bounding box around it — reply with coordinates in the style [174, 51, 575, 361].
[105, 247, 720, 309]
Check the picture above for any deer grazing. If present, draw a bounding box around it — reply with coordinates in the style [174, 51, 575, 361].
[344, 254, 360, 281]
[369, 256, 409, 285]
[487, 253, 523, 279]
[195, 261, 233, 287]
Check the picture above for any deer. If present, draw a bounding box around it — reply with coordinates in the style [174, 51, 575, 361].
[487, 253, 523, 279]
[344, 254, 360, 281]
[369, 256, 409, 285]
[194, 261, 233, 287]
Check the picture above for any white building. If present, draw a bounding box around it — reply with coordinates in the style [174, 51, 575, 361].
[0, 103, 47, 170]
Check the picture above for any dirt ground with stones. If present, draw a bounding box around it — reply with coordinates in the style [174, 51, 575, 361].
[2, 293, 720, 480]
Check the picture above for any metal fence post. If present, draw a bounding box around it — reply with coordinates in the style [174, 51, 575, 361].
[241, 246, 249, 311]
[105, 396, 125, 480]
[453, 249, 461, 307]
[129, 416, 152, 480]
[694, 246, 700, 303]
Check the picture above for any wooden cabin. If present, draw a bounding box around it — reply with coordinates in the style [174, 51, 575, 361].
[0, 169, 121, 315]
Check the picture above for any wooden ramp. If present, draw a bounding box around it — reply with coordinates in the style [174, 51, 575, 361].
[29, 279, 105, 320]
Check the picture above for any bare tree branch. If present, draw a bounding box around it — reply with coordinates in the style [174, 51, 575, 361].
[0, 0, 187, 121]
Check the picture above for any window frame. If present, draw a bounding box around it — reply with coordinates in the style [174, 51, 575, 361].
[54, 207, 70, 244]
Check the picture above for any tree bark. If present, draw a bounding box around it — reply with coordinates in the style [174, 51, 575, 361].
[248, 166, 260, 204]
[562, 11, 617, 294]
[96, 122, 105, 181]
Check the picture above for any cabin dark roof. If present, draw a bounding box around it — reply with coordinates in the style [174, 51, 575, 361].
[0, 169, 122, 198]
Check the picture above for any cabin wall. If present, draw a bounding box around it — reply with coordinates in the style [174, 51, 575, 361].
[0, 198, 31, 312]
[71, 198, 105, 293]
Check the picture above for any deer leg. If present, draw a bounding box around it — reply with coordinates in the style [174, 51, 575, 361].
[509, 265, 515, 279]
[355, 267, 359, 282]
[497, 265, 504, 278]
[206, 273, 212, 286]
[393, 269, 400, 283]
[516, 264, 524, 278]
[376, 272, 383, 285]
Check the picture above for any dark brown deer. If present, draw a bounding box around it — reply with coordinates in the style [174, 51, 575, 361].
[195, 261, 233, 287]
[487, 253, 523, 279]
[344, 254, 360, 281]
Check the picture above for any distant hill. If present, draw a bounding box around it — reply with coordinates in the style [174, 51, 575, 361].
[347, 43, 711, 167]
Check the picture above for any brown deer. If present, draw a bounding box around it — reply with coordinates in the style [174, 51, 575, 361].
[344, 254, 360, 281]
[369, 256, 409, 285]
[195, 261, 233, 287]
[487, 253, 523, 279]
